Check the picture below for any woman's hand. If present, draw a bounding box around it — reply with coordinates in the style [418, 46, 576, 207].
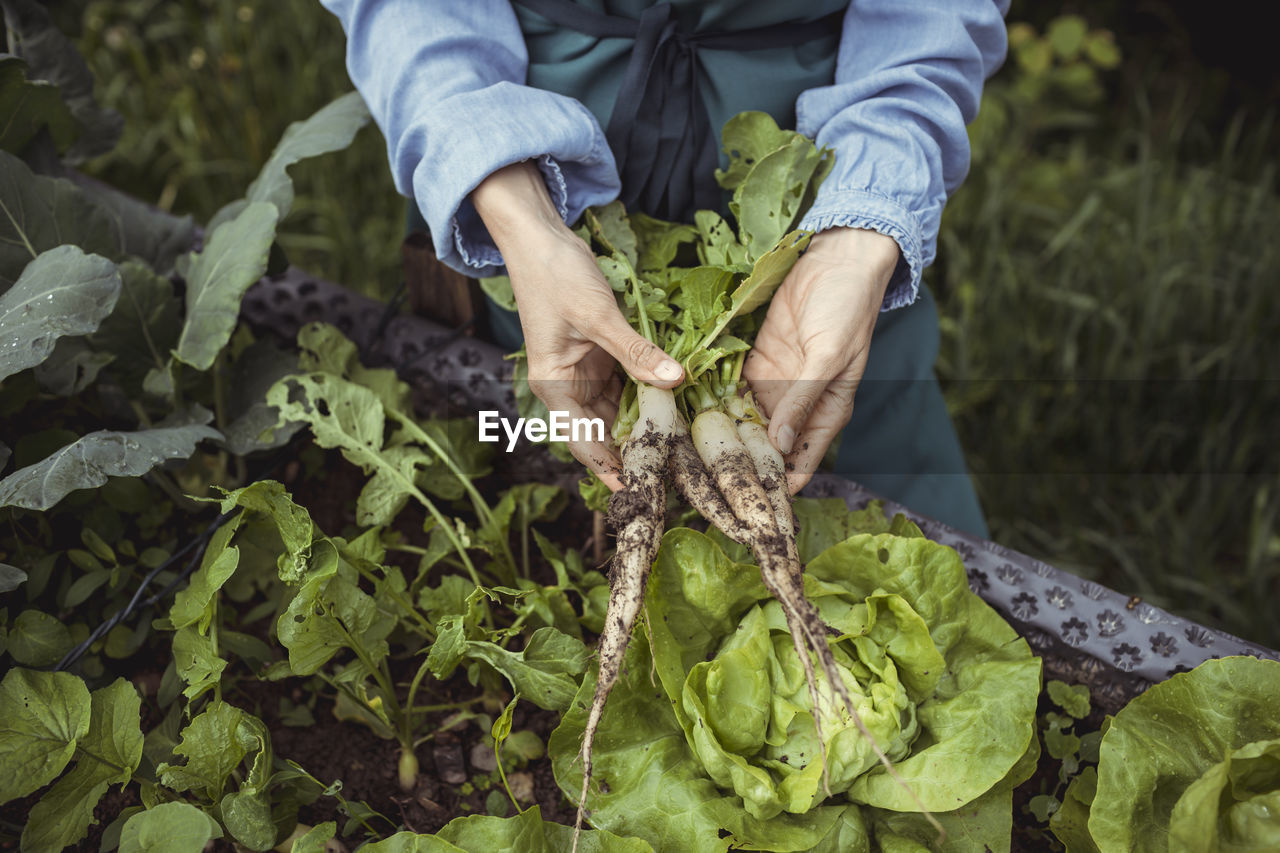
[744, 227, 899, 494]
[471, 162, 683, 489]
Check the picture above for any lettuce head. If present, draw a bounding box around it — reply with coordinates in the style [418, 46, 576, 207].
[1055, 655, 1280, 853]
[551, 504, 1042, 852]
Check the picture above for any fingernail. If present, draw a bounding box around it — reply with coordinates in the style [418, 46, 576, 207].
[655, 360, 682, 382]
[777, 424, 796, 454]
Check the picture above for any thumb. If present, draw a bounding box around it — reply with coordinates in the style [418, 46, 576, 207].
[590, 310, 683, 387]
[768, 378, 826, 454]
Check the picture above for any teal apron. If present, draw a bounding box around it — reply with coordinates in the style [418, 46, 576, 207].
[414, 0, 989, 536]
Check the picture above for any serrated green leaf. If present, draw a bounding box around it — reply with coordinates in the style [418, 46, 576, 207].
[0, 150, 119, 287]
[1047, 680, 1092, 718]
[357, 444, 432, 527]
[730, 135, 823, 260]
[218, 479, 314, 583]
[0, 245, 120, 380]
[0, 424, 220, 510]
[586, 202, 638, 267]
[171, 625, 226, 701]
[694, 209, 748, 268]
[277, 550, 389, 676]
[269, 372, 385, 458]
[7, 608, 73, 666]
[0, 668, 90, 802]
[0, 55, 78, 155]
[169, 520, 242, 630]
[157, 700, 245, 800]
[118, 802, 223, 853]
[427, 615, 469, 681]
[631, 211, 697, 273]
[465, 627, 588, 712]
[295, 321, 413, 412]
[222, 788, 276, 852]
[173, 200, 278, 370]
[714, 111, 798, 191]
[22, 679, 143, 853]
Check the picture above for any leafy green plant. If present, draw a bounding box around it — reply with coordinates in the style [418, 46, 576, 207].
[1024, 680, 1102, 835]
[1050, 656, 1280, 853]
[550, 502, 1042, 852]
[937, 13, 1280, 648]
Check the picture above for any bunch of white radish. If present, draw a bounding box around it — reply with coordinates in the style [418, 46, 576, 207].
[538, 113, 940, 849]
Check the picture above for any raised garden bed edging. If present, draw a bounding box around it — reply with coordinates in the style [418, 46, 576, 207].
[242, 268, 1280, 712]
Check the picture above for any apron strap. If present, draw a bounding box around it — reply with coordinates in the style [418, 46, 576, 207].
[513, 0, 844, 222]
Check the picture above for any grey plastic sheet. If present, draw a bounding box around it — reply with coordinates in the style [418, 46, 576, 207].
[243, 269, 1280, 696]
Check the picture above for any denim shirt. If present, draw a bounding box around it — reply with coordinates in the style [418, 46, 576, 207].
[318, 0, 1009, 311]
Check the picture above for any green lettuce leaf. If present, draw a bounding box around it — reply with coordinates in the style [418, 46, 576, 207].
[552, 527, 1040, 852]
[1081, 656, 1280, 853]
[118, 802, 223, 853]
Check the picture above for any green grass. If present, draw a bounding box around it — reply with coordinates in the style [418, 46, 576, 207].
[935, 41, 1280, 647]
[76, 0, 405, 297]
[73, 3, 1280, 648]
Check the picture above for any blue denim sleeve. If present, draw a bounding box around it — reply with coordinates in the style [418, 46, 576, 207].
[796, 0, 1010, 310]
[318, 0, 621, 275]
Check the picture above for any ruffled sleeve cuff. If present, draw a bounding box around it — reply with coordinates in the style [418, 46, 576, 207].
[406, 82, 621, 276]
[798, 187, 925, 311]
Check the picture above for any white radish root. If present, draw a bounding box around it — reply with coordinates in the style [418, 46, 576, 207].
[573, 383, 677, 851]
[693, 409, 834, 789]
[668, 425, 751, 546]
[695, 407, 941, 836]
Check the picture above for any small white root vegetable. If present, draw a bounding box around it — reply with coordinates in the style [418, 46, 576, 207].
[732, 408, 945, 838]
[573, 383, 677, 851]
[693, 409, 833, 788]
[668, 425, 751, 546]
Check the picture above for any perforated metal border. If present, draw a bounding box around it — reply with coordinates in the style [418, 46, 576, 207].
[242, 270, 1280, 696]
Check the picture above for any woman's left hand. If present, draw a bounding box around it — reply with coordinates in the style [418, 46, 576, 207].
[744, 227, 900, 493]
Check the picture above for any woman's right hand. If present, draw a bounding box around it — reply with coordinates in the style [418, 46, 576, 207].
[471, 161, 684, 489]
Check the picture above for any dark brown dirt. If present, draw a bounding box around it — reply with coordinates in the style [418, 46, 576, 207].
[233, 677, 572, 837]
